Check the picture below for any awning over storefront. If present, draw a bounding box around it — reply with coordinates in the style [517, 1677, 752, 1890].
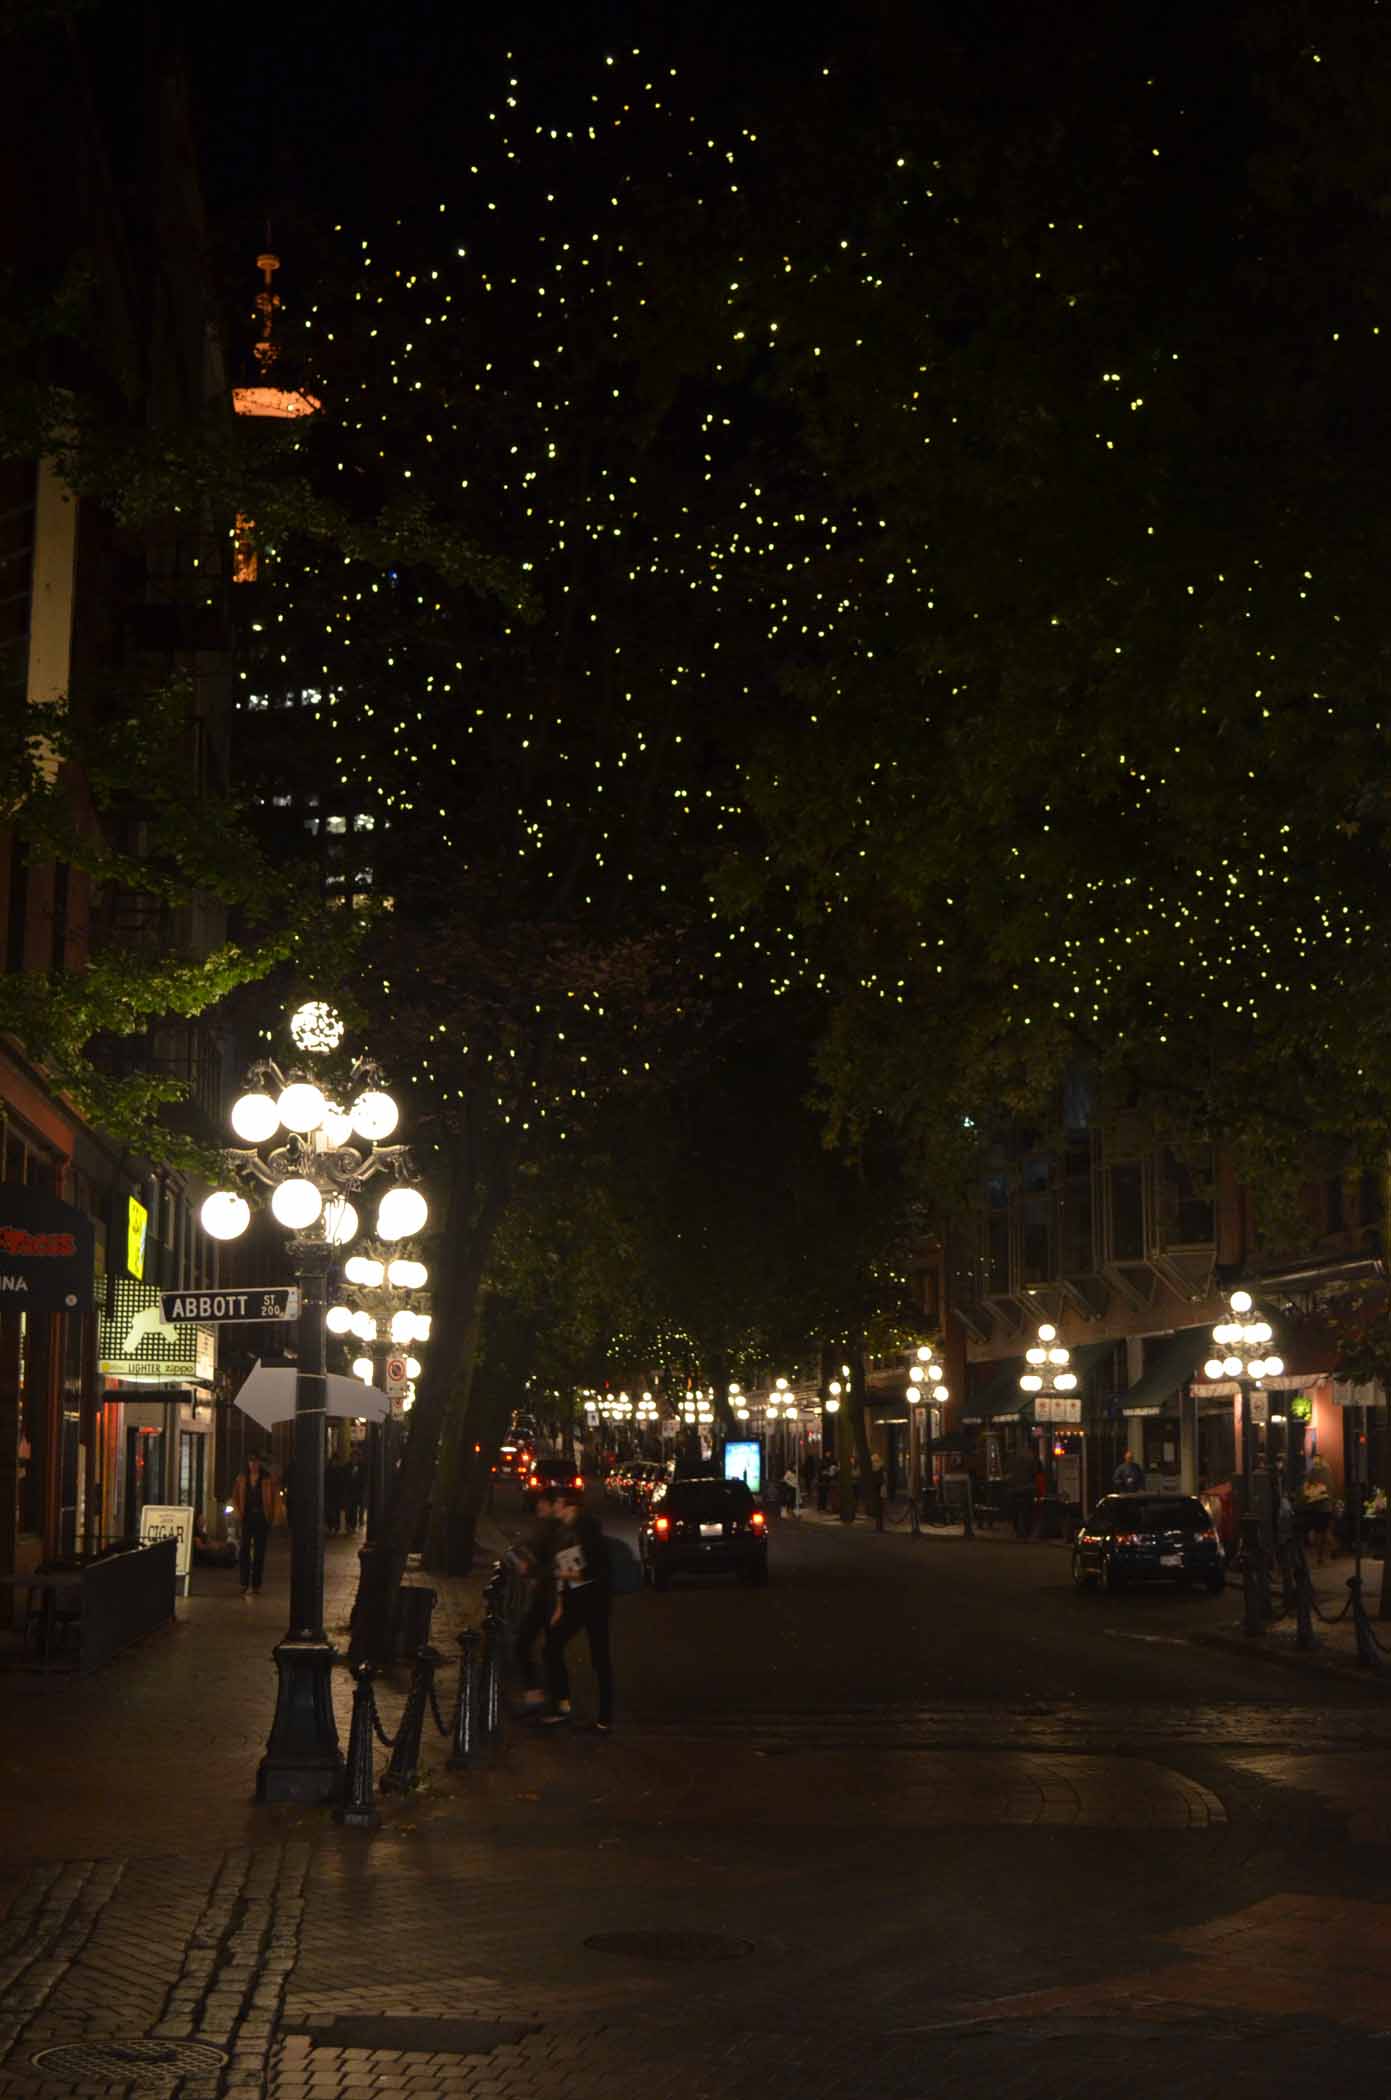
[1119, 1326, 1213, 1416]
[960, 1357, 1025, 1426]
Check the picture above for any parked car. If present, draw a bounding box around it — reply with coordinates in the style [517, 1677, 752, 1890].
[1072, 1493, 1226, 1595]
[524, 1456, 585, 1507]
[640, 1478, 768, 1589]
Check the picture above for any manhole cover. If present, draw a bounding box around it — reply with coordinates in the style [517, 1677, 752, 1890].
[285, 2016, 536, 2054]
[586, 1929, 754, 1962]
[33, 2039, 227, 2084]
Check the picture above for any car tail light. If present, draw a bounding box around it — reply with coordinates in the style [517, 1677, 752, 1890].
[750, 1510, 766, 1530]
[528, 1475, 540, 1490]
[1111, 1532, 1140, 1546]
[654, 1516, 670, 1536]
[574, 1476, 584, 1489]
[1197, 1526, 1219, 1543]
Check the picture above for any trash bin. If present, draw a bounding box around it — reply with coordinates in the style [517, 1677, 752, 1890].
[390, 1583, 437, 1661]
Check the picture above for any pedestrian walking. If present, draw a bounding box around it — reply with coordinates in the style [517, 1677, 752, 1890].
[346, 1458, 365, 1532]
[1112, 1449, 1145, 1493]
[542, 1489, 614, 1731]
[782, 1465, 799, 1516]
[232, 1452, 277, 1596]
[513, 1485, 563, 1712]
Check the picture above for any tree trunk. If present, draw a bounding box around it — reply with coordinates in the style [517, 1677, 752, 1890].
[847, 1345, 882, 1530]
[348, 1143, 515, 1665]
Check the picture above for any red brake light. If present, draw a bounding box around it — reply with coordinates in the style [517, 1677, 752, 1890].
[654, 1516, 670, 1535]
[528, 1475, 540, 1489]
[1111, 1532, 1140, 1546]
[574, 1476, 584, 1489]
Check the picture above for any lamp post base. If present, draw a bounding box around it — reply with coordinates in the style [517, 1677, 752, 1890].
[256, 1638, 344, 1804]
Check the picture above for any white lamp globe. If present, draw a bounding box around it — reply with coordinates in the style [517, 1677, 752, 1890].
[326, 1306, 353, 1336]
[270, 1177, 323, 1230]
[1204, 1357, 1225, 1381]
[1048, 1347, 1070, 1365]
[344, 1255, 384, 1288]
[351, 1090, 399, 1141]
[909, 1387, 924, 1404]
[825, 1396, 841, 1414]
[387, 1258, 428, 1289]
[321, 1102, 355, 1149]
[350, 1310, 376, 1342]
[277, 1082, 327, 1134]
[916, 1345, 933, 1362]
[933, 1383, 949, 1401]
[1252, 1320, 1273, 1345]
[1263, 1355, 1284, 1378]
[390, 1310, 416, 1345]
[290, 1000, 344, 1055]
[909, 1365, 924, 1385]
[1038, 1324, 1057, 1342]
[1247, 1359, 1266, 1381]
[1020, 1373, 1043, 1392]
[1026, 1347, 1046, 1365]
[1056, 1372, 1078, 1391]
[735, 1405, 749, 1419]
[1230, 1289, 1254, 1314]
[351, 1357, 373, 1383]
[324, 1198, 359, 1247]
[414, 1313, 432, 1340]
[377, 1185, 428, 1240]
[230, 1092, 280, 1144]
[201, 1189, 250, 1241]
[1222, 1355, 1243, 1379]
[406, 1356, 422, 1378]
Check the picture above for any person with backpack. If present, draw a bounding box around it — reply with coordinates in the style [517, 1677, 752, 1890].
[542, 1488, 614, 1731]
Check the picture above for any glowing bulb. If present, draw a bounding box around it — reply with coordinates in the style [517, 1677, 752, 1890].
[351, 1357, 373, 1383]
[932, 1384, 948, 1402]
[909, 1366, 924, 1384]
[406, 1356, 421, 1378]
[1020, 1373, 1043, 1392]
[321, 1101, 355, 1148]
[916, 1345, 933, 1362]
[326, 1306, 353, 1335]
[200, 1190, 250, 1240]
[387, 1258, 428, 1289]
[1026, 1347, 1046, 1365]
[1264, 1355, 1284, 1378]
[290, 1000, 344, 1054]
[1230, 1289, 1253, 1314]
[377, 1185, 428, 1239]
[230, 1092, 279, 1144]
[1204, 1358, 1225, 1380]
[351, 1089, 399, 1141]
[343, 1255, 385, 1288]
[1222, 1356, 1243, 1378]
[1037, 1324, 1057, 1343]
[270, 1178, 322, 1230]
[323, 1197, 358, 1247]
[277, 1082, 327, 1134]
[824, 1397, 841, 1413]
[350, 1310, 377, 1342]
[390, 1309, 416, 1345]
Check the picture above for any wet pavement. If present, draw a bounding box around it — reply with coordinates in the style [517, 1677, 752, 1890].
[2, 1500, 1391, 2096]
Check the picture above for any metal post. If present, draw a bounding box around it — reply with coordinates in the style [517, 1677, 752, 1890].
[335, 1664, 381, 1829]
[1239, 1377, 1267, 1639]
[480, 1566, 505, 1746]
[381, 1644, 439, 1793]
[258, 1238, 344, 1803]
[448, 1628, 481, 1770]
[908, 1403, 922, 1524]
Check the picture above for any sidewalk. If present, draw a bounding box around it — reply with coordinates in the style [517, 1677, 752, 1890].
[1194, 1558, 1391, 1681]
[0, 1529, 494, 1865]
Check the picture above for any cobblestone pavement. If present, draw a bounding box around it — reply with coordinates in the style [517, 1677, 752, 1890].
[3, 1512, 1391, 2096]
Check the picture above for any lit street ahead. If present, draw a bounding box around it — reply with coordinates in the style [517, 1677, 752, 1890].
[3, 1506, 1391, 2099]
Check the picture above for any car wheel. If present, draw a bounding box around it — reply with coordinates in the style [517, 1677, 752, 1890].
[1072, 1551, 1096, 1592]
[1100, 1550, 1122, 1596]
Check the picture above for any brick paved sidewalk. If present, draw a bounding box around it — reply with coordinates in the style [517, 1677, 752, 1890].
[0, 1531, 495, 1866]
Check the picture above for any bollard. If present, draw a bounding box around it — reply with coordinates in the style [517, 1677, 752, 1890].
[1290, 1544, 1317, 1652]
[479, 1569, 506, 1748]
[1348, 1572, 1382, 1669]
[335, 1664, 381, 1831]
[380, 1644, 440, 1794]
[447, 1628, 481, 1771]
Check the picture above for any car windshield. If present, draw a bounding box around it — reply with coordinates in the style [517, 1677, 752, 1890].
[658, 1483, 752, 1519]
[1096, 1496, 1209, 1533]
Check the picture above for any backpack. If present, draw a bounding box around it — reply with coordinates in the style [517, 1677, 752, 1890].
[607, 1535, 643, 1596]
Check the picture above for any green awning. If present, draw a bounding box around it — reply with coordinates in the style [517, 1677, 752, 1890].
[1118, 1326, 1212, 1416]
[961, 1357, 1025, 1425]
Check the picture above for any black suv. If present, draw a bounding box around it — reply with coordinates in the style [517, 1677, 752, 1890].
[523, 1456, 584, 1508]
[640, 1479, 768, 1589]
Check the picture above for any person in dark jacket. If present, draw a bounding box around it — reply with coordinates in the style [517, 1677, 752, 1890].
[232, 1453, 278, 1595]
[1112, 1450, 1146, 1493]
[542, 1490, 613, 1730]
[513, 1487, 563, 1712]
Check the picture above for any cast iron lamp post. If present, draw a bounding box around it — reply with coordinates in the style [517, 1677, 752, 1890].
[328, 1246, 431, 1537]
[908, 1346, 950, 1520]
[1019, 1323, 1077, 1511]
[199, 1005, 428, 1803]
[1203, 1288, 1282, 1638]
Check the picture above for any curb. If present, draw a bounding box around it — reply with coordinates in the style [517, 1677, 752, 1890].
[1188, 1623, 1391, 1690]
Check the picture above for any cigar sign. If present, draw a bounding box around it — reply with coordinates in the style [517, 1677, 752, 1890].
[0, 1185, 95, 1311]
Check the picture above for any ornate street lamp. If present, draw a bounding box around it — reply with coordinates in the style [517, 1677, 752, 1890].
[1204, 1287, 1282, 1637]
[330, 1243, 431, 1543]
[1019, 1323, 1077, 1505]
[907, 1345, 950, 1524]
[200, 1004, 427, 1803]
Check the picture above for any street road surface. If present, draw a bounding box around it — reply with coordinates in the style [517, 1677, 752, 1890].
[1, 1495, 1389, 2098]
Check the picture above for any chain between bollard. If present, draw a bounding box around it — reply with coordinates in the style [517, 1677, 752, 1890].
[380, 1644, 442, 1794]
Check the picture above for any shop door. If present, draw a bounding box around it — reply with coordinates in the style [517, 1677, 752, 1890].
[124, 1427, 164, 1528]
[178, 1430, 206, 1515]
